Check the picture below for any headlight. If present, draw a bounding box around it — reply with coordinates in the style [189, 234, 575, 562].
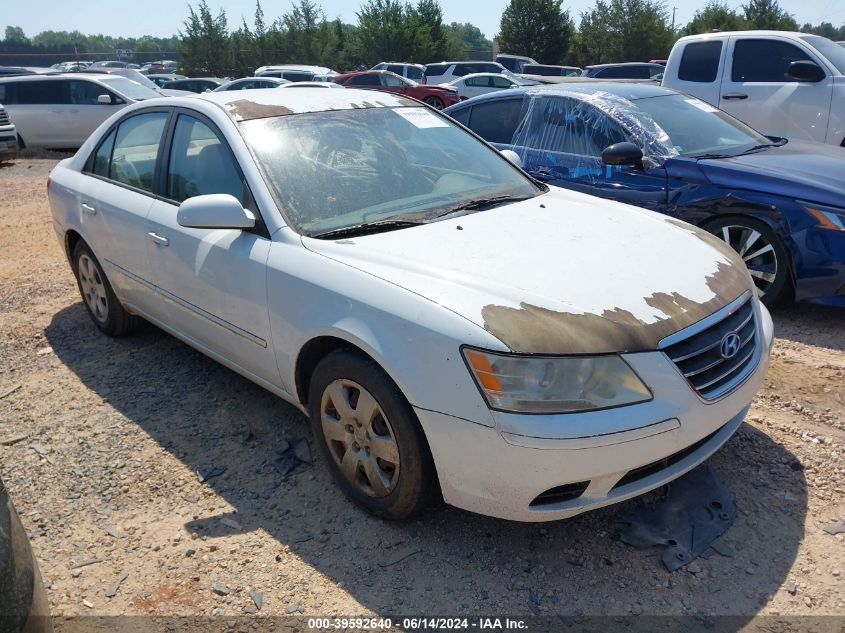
[801, 201, 845, 231]
[462, 348, 652, 414]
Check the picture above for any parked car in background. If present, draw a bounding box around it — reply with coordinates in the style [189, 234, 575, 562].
[279, 81, 343, 89]
[333, 70, 459, 108]
[496, 53, 538, 73]
[649, 59, 668, 65]
[663, 31, 845, 147]
[0, 67, 55, 76]
[48, 87, 772, 522]
[446, 72, 521, 100]
[89, 60, 128, 69]
[147, 73, 186, 87]
[521, 64, 582, 77]
[445, 83, 845, 306]
[140, 61, 178, 75]
[254, 65, 336, 82]
[582, 63, 665, 79]
[214, 77, 291, 91]
[0, 475, 52, 633]
[370, 62, 425, 81]
[422, 61, 509, 84]
[161, 78, 226, 93]
[52, 61, 89, 73]
[0, 103, 18, 160]
[0, 73, 160, 148]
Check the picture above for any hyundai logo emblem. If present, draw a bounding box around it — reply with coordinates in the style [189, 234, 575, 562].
[720, 332, 742, 359]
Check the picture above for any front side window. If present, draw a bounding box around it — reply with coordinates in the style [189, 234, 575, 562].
[467, 98, 527, 144]
[407, 66, 423, 81]
[167, 115, 245, 204]
[381, 74, 406, 87]
[351, 74, 379, 86]
[109, 112, 168, 191]
[241, 106, 540, 236]
[70, 80, 115, 105]
[732, 39, 812, 82]
[465, 76, 490, 87]
[492, 76, 514, 88]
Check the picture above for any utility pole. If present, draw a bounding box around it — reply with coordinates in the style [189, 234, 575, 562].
[671, 6, 677, 31]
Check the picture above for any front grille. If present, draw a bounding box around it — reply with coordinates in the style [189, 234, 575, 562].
[661, 293, 758, 401]
[0, 109, 8, 125]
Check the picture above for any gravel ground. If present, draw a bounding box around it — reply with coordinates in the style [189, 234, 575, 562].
[0, 157, 843, 623]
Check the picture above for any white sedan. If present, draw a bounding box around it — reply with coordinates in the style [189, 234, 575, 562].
[48, 89, 772, 521]
[445, 72, 522, 100]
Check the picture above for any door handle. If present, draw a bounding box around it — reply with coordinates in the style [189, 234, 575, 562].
[81, 203, 97, 216]
[722, 93, 748, 100]
[147, 232, 169, 247]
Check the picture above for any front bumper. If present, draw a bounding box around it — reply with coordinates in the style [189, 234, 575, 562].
[416, 303, 774, 522]
[0, 127, 17, 159]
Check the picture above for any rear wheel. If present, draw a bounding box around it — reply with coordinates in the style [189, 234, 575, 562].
[705, 216, 791, 306]
[308, 350, 437, 520]
[423, 96, 445, 110]
[72, 240, 141, 336]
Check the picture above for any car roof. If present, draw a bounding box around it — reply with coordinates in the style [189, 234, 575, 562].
[194, 87, 417, 121]
[585, 62, 662, 69]
[453, 72, 514, 80]
[445, 82, 678, 108]
[0, 72, 126, 83]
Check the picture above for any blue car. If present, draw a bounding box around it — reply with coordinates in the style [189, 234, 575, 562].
[444, 83, 845, 307]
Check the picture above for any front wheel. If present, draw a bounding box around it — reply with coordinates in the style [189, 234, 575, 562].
[705, 216, 791, 306]
[423, 96, 445, 110]
[308, 350, 437, 520]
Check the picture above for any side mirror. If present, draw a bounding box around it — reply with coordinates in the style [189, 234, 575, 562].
[786, 60, 825, 83]
[601, 142, 643, 167]
[500, 149, 523, 168]
[97, 94, 112, 105]
[177, 194, 256, 230]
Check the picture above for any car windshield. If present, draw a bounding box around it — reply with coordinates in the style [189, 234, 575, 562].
[627, 94, 772, 158]
[799, 34, 845, 74]
[241, 106, 540, 236]
[99, 77, 160, 101]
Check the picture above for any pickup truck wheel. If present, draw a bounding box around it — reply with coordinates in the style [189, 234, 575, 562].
[308, 350, 437, 520]
[706, 217, 791, 306]
[423, 96, 445, 109]
[72, 241, 141, 336]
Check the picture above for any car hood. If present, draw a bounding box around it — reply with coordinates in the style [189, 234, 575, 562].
[697, 140, 845, 208]
[302, 188, 753, 354]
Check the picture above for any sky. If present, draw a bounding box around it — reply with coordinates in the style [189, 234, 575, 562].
[3, 0, 844, 41]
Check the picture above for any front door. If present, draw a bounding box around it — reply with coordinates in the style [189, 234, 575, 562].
[144, 111, 279, 387]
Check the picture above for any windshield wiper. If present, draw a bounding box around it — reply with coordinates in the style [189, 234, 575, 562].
[739, 139, 787, 155]
[430, 194, 534, 220]
[310, 219, 425, 239]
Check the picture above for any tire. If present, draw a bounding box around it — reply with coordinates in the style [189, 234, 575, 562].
[423, 96, 445, 110]
[705, 216, 792, 307]
[308, 350, 438, 520]
[71, 240, 141, 336]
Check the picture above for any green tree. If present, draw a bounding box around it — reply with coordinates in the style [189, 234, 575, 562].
[574, 0, 673, 66]
[800, 21, 844, 40]
[497, 0, 574, 64]
[444, 22, 493, 59]
[683, 0, 747, 35]
[742, 0, 797, 30]
[3, 26, 30, 46]
[180, 0, 230, 75]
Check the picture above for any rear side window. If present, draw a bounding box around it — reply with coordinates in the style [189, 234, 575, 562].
[109, 112, 168, 192]
[407, 66, 423, 81]
[732, 39, 812, 82]
[453, 64, 473, 77]
[0, 82, 18, 104]
[466, 98, 527, 144]
[424, 64, 448, 77]
[386, 64, 403, 75]
[167, 115, 245, 204]
[281, 72, 314, 82]
[679, 42, 722, 82]
[448, 106, 471, 126]
[16, 80, 68, 104]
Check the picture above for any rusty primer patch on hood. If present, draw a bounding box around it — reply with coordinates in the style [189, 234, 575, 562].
[481, 260, 751, 355]
[224, 99, 294, 122]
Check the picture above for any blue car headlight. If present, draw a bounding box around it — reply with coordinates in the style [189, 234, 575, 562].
[800, 201, 845, 231]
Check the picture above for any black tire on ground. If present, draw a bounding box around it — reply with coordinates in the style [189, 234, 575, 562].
[424, 96, 445, 110]
[71, 240, 141, 336]
[308, 349, 438, 520]
[705, 215, 792, 307]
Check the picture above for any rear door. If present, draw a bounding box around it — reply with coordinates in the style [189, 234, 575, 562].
[719, 35, 833, 142]
[144, 110, 278, 386]
[9, 80, 68, 147]
[669, 40, 725, 106]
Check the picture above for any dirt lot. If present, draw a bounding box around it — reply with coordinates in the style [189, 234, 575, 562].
[1, 157, 844, 623]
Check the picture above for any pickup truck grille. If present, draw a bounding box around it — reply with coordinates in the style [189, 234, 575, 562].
[0, 109, 9, 125]
[661, 293, 758, 401]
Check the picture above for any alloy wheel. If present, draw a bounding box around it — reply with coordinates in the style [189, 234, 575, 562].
[717, 224, 778, 299]
[77, 253, 109, 323]
[320, 379, 400, 498]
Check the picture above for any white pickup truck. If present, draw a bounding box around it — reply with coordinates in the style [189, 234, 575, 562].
[662, 30, 845, 147]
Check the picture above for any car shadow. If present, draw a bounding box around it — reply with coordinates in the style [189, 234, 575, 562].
[770, 302, 845, 352]
[45, 302, 807, 617]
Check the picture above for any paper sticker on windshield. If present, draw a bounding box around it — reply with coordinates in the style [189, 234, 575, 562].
[394, 107, 450, 128]
[685, 99, 718, 113]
